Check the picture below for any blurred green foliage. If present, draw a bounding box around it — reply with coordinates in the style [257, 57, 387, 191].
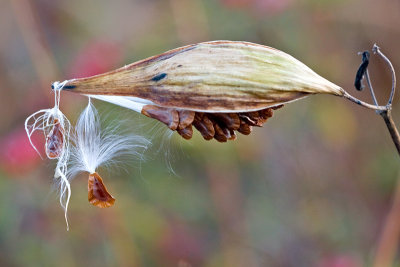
[0, 0, 400, 266]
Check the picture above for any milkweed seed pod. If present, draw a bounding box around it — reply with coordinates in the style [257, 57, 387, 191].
[59, 41, 345, 141]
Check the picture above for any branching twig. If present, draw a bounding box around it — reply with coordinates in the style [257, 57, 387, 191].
[358, 46, 400, 156]
[342, 91, 387, 111]
[373, 44, 396, 107]
[358, 45, 400, 267]
[365, 70, 379, 108]
[379, 110, 400, 156]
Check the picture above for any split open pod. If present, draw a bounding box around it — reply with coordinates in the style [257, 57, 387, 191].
[59, 41, 378, 141]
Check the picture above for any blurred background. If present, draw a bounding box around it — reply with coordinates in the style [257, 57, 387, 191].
[1, 0, 400, 266]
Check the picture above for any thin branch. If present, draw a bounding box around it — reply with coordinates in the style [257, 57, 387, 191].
[342, 91, 387, 111]
[373, 44, 396, 107]
[380, 110, 400, 155]
[365, 70, 379, 107]
[370, 45, 400, 154]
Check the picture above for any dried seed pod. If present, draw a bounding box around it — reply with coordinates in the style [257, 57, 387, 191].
[88, 172, 115, 208]
[141, 105, 179, 130]
[46, 119, 65, 159]
[62, 41, 344, 113]
[354, 51, 370, 91]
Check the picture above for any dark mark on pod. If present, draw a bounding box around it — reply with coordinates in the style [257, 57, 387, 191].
[151, 73, 167, 82]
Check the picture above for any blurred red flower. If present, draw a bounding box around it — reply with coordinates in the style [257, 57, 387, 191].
[157, 219, 205, 266]
[68, 41, 122, 79]
[0, 127, 43, 176]
[220, 0, 293, 15]
[317, 255, 362, 267]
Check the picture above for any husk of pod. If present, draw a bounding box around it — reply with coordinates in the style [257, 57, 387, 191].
[60, 41, 345, 141]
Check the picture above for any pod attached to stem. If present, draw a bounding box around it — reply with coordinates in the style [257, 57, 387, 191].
[57, 41, 388, 142]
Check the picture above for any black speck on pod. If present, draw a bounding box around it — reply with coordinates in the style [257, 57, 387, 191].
[151, 73, 167, 82]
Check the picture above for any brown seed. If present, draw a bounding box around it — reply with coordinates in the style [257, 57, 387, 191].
[247, 111, 264, 126]
[259, 108, 273, 119]
[178, 110, 195, 130]
[228, 129, 236, 140]
[210, 113, 240, 130]
[272, 104, 284, 110]
[193, 113, 215, 140]
[243, 110, 272, 126]
[177, 124, 193, 140]
[141, 105, 179, 130]
[213, 123, 228, 143]
[88, 172, 115, 208]
[46, 119, 64, 159]
[239, 114, 258, 126]
[237, 121, 252, 135]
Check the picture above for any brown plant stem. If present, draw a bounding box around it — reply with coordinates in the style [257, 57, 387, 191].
[373, 110, 400, 267]
[380, 110, 400, 156]
[373, 170, 400, 267]
[342, 91, 387, 111]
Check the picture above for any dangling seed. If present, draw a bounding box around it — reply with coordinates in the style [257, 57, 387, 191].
[178, 110, 195, 130]
[88, 172, 115, 208]
[46, 118, 64, 159]
[177, 124, 193, 140]
[141, 105, 179, 130]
